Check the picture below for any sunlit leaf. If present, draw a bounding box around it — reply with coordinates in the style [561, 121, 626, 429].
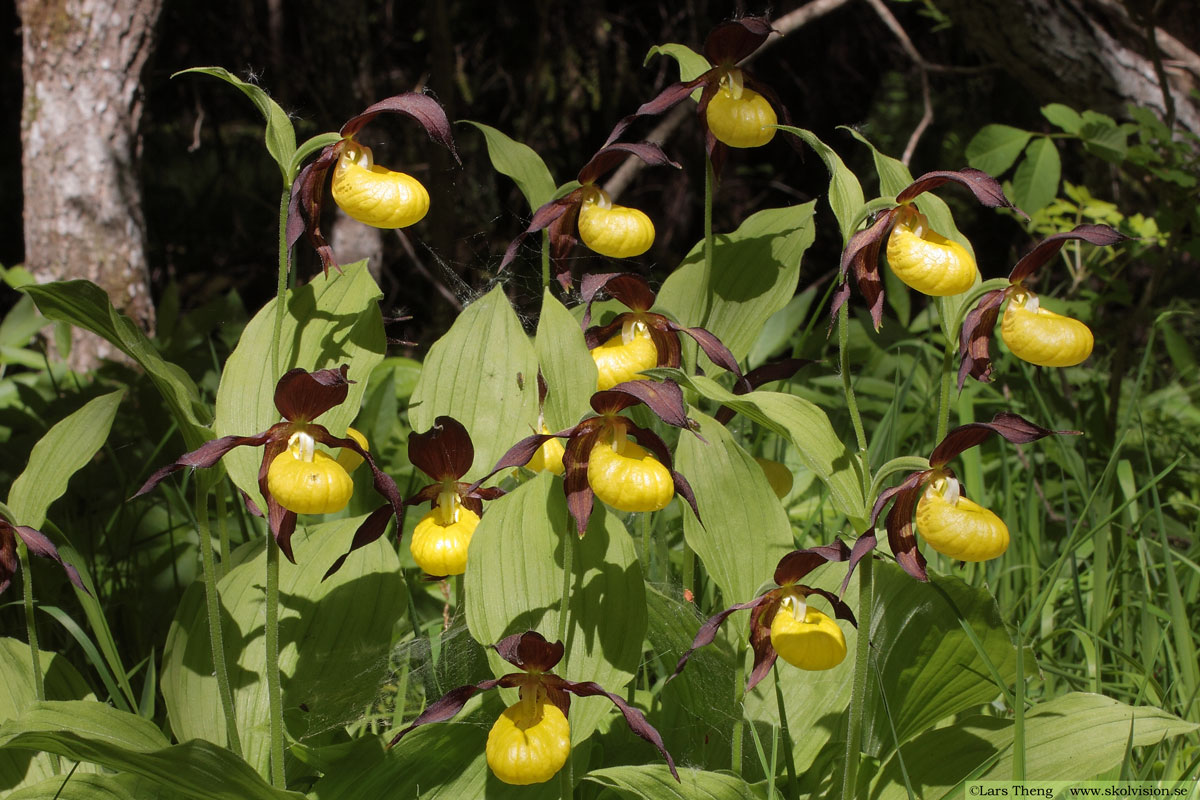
[965, 124, 1033, 176]
[213, 260, 385, 506]
[465, 472, 646, 744]
[409, 285, 539, 479]
[584, 764, 763, 799]
[777, 126, 865, 243]
[535, 289, 597, 431]
[1012, 137, 1061, 215]
[462, 121, 557, 211]
[161, 517, 403, 777]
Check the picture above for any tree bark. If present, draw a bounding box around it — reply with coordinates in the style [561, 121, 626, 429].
[18, 0, 163, 370]
[938, 0, 1200, 136]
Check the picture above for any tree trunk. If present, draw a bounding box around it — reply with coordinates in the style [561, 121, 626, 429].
[18, 0, 163, 370]
[938, 0, 1200, 136]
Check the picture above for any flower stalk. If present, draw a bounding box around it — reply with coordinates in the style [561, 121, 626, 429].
[265, 533, 285, 787]
[840, 552, 873, 800]
[195, 477, 242, 756]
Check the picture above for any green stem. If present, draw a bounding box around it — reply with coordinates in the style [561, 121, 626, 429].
[731, 645, 747, 774]
[838, 303, 870, 496]
[703, 157, 715, 320]
[774, 665, 797, 794]
[265, 534, 286, 787]
[558, 522, 575, 800]
[18, 541, 59, 775]
[840, 554, 874, 800]
[1013, 623, 1026, 781]
[640, 511, 653, 580]
[270, 190, 290, 382]
[935, 329, 955, 443]
[196, 480, 242, 755]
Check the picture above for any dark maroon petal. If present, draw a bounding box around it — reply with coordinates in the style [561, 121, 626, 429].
[584, 316, 627, 349]
[386, 677, 505, 748]
[647, 323, 682, 370]
[408, 416, 475, 481]
[581, 272, 656, 319]
[274, 365, 352, 422]
[828, 281, 853, 337]
[703, 16, 774, 64]
[1008, 224, 1129, 284]
[466, 430, 573, 494]
[498, 195, 579, 274]
[957, 289, 1008, 389]
[746, 594, 782, 691]
[885, 484, 928, 582]
[592, 380, 690, 428]
[565, 427, 603, 536]
[839, 212, 893, 331]
[671, 324, 742, 379]
[669, 596, 768, 683]
[840, 531, 878, 597]
[802, 586, 858, 627]
[339, 93, 460, 164]
[869, 471, 930, 528]
[536, 676, 574, 718]
[14, 525, 89, 595]
[287, 143, 344, 277]
[493, 630, 565, 672]
[268, 499, 299, 565]
[323, 504, 400, 580]
[561, 680, 679, 781]
[131, 430, 279, 499]
[537, 371, 549, 408]
[773, 540, 852, 586]
[896, 168, 1018, 212]
[0, 531, 15, 595]
[577, 142, 681, 186]
[602, 76, 712, 149]
[929, 412, 1070, 468]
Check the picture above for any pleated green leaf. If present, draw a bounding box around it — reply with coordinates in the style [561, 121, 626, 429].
[464, 472, 646, 744]
[462, 121, 557, 211]
[213, 260, 385, 506]
[0, 639, 96, 794]
[0, 702, 301, 800]
[175, 67, 297, 185]
[309, 699, 555, 800]
[21, 281, 209, 448]
[161, 517, 403, 777]
[644, 43, 712, 82]
[409, 285, 539, 479]
[778, 126, 865, 244]
[534, 288, 597, 431]
[863, 563, 1025, 755]
[657, 203, 816, 363]
[675, 411, 793, 603]
[7, 773, 139, 800]
[584, 764, 763, 800]
[8, 390, 123, 528]
[667, 372, 866, 526]
[873, 693, 1198, 798]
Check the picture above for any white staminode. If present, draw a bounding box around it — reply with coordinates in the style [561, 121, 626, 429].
[287, 431, 317, 463]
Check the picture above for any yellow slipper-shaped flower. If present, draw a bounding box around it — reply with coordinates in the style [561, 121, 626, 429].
[588, 435, 673, 513]
[1000, 292, 1094, 367]
[267, 432, 353, 515]
[331, 142, 430, 229]
[705, 69, 776, 149]
[886, 209, 977, 296]
[577, 187, 655, 258]
[592, 319, 658, 391]
[410, 495, 480, 576]
[485, 688, 572, 785]
[915, 475, 1009, 561]
[770, 593, 847, 671]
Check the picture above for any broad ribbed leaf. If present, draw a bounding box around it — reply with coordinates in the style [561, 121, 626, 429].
[175, 68, 297, 185]
[7, 391, 122, 528]
[409, 285, 539, 479]
[0, 639, 95, 793]
[675, 411, 793, 603]
[747, 285, 818, 368]
[21, 282, 209, 448]
[864, 563, 1025, 755]
[965, 124, 1033, 176]
[584, 764, 762, 799]
[213, 260, 385, 506]
[778, 127, 865, 243]
[0, 702, 301, 800]
[7, 773, 140, 800]
[1012, 136, 1061, 214]
[309, 703, 553, 800]
[464, 472, 645, 744]
[534, 289, 597, 431]
[872, 693, 1198, 798]
[658, 203, 815, 363]
[668, 372, 866, 526]
[161, 517, 403, 777]
[462, 121, 557, 211]
[644, 43, 712, 82]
